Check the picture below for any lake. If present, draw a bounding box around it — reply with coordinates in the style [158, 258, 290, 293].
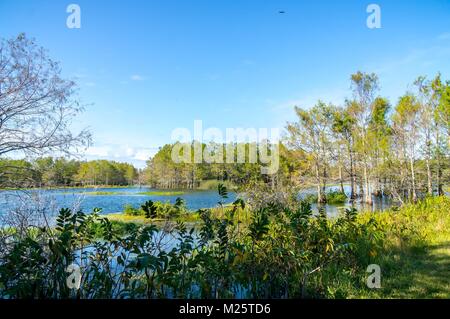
[0, 184, 401, 222]
[0, 187, 238, 218]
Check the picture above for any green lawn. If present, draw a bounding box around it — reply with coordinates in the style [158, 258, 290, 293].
[359, 242, 450, 299]
[348, 196, 450, 299]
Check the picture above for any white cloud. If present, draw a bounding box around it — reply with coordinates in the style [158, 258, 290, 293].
[134, 149, 153, 161]
[82, 144, 158, 168]
[130, 74, 145, 81]
[84, 146, 110, 157]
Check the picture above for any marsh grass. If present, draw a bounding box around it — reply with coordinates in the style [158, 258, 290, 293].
[82, 191, 126, 196]
[197, 180, 237, 191]
[136, 191, 185, 196]
[339, 196, 450, 298]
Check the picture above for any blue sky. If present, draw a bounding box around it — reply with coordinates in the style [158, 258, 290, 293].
[1, 0, 450, 167]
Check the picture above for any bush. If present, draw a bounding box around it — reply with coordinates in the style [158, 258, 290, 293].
[123, 198, 187, 219]
[303, 191, 347, 204]
[1, 187, 448, 299]
[326, 191, 348, 204]
[124, 204, 140, 216]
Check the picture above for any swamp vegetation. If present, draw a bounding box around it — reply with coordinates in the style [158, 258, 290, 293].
[0, 185, 448, 299]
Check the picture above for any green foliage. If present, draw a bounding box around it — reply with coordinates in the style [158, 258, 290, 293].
[142, 141, 296, 190]
[326, 191, 348, 204]
[218, 183, 228, 199]
[304, 190, 348, 204]
[248, 208, 270, 241]
[75, 160, 137, 186]
[124, 198, 187, 220]
[141, 200, 157, 219]
[197, 180, 236, 191]
[0, 157, 138, 188]
[123, 204, 140, 216]
[1, 191, 449, 299]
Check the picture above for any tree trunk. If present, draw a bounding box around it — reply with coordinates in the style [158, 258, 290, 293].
[349, 146, 356, 200]
[410, 157, 417, 202]
[315, 162, 324, 204]
[425, 134, 433, 196]
[426, 156, 432, 196]
[363, 160, 372, 204]
[339, 165, 345, 194]
[437, 156, 443, 195]
[436, 130, 444, 195]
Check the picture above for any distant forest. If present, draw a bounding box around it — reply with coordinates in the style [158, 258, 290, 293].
[143, 72, 450, 204]
[0, 158, 138, 188]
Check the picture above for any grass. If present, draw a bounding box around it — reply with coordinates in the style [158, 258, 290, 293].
[137, 191, 185, 196]
[303, 190, 348, 204]
[82, 191, 126, 196]
[344, 196, 450, 298]
[107, 204, 250, 224]
[107, 211, 201, 224]
[372, 241, 450, 298]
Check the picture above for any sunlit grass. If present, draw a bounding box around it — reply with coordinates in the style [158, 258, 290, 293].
[107, 212, 201, 224]
[344, 196, 450, 299]
[83, 191, 126, 196]
[137, 191, 185, 196]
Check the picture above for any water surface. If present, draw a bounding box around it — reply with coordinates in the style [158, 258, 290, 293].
[0, 187, 237, 217]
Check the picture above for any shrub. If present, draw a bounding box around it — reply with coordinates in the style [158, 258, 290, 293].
[123, 199, 188, 219]
[303, 191, 347, 204]
[1, 187, 448, 299]
[123, 204, 140, 216]
[326, 191, 348, 204]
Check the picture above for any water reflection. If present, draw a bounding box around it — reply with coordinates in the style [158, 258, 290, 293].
[299, 185, 397, 217]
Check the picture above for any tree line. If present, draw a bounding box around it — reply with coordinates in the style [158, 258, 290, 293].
[0, 157, 138, 188]
[144, 71, 449, 205]
[285, 71, 449, 204]
[142, 143, 300, 189]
